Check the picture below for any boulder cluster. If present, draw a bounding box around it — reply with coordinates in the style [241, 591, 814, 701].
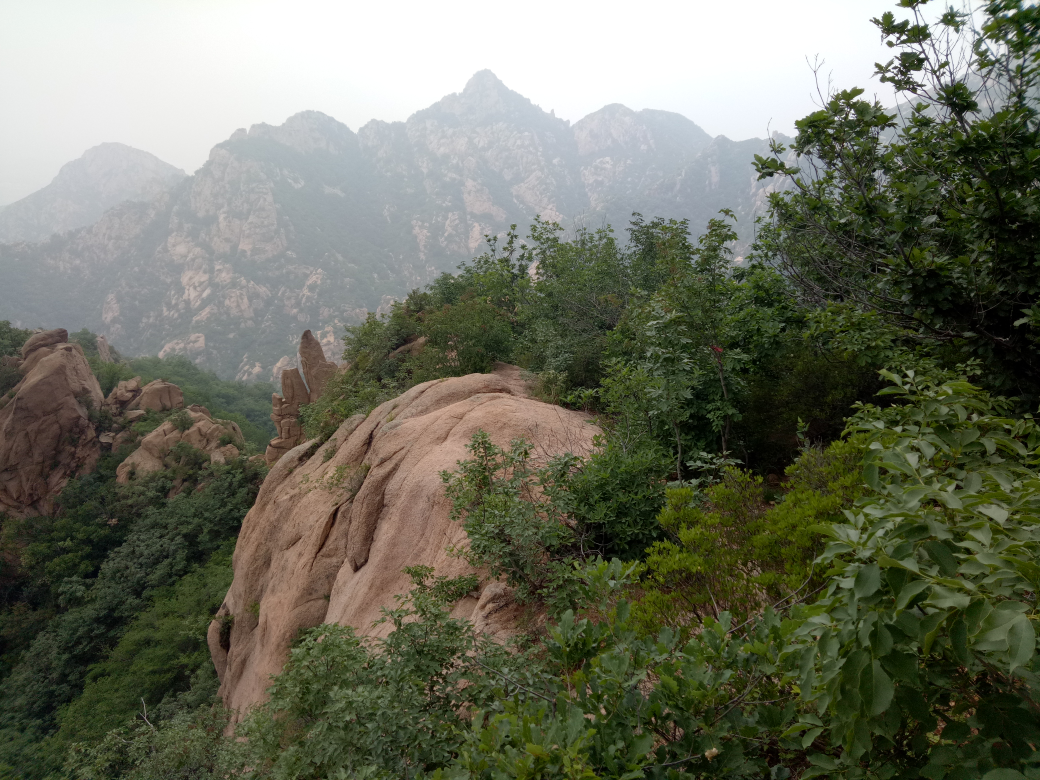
[0, 328, 247, 515]
[265, 329, 337, 464]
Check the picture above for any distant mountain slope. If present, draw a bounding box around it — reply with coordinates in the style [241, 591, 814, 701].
[0, 143, 186, 243]
[0, 72, 787, 380]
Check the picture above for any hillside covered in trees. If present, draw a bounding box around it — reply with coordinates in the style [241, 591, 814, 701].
[1, 1, 1040, 779]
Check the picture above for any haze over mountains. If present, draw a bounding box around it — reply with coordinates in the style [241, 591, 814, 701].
[0, 143, 186, 243]
[0, 71, 788, 380]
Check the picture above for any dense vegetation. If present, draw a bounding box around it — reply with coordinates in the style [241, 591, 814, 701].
[3, 1, 1040, 778]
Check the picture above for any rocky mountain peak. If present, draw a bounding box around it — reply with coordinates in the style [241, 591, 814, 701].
[422, 69, 563, 129]
[243, 110, 358, 156]
[0, 143, 185, 243]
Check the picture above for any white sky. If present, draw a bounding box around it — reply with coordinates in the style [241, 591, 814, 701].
[0, 0, 901, 205]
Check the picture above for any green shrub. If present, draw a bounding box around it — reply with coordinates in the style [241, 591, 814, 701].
[635, 437, 863, 634]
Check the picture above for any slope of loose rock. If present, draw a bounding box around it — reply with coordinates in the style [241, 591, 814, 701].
[208, 365, 598, 717]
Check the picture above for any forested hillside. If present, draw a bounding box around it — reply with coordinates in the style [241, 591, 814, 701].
[1, 2, 1039, 779]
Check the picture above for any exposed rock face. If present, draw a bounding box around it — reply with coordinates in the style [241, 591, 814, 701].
[265, 330, 337, 464]
[103, 376, 144, 413]
[115, 406, 243, 484]
[0, 329, 104, 516]
[0, 143, 185, 243]
[95, 335, 114, 363]
[128, 380, 184, 412]
[0, 72, 790, 380]
[209, 365, 598, 717]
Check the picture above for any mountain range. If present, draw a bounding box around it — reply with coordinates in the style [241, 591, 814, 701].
[0, 71, 789, 380]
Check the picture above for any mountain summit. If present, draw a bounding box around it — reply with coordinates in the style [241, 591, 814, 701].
[0, 73, 788, 380]
[0, 143, 185, 243]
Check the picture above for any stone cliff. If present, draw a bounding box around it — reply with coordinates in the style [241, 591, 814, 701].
[208, 364, 598, 717]
[0, 72, 791, 381]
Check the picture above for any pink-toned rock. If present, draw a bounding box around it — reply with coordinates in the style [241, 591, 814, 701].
[115, 410, 243, 483]
[209, 364, 598, 718]
[0, 335, 104, 516]
[104, 376, 143, 412]
[264, 332, 343, 464]
[127, 380, 184, 412]
[19, 328, 71, 376]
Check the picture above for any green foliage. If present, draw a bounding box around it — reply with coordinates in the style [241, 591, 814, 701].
[0, 320, 31, 359]
[443, 431, 585, 610]
[298, 366, 392, 442]
[412, 296, 514, 379]
[754, 0, 1040, 396]
[238, 568, 504, 780]
[0, 320, 30, 396]
[780, 370, 1040, 777]
[0, 457, 264, 778]
[636, 438, 863, 634]
[51, 547, 233, 749]
[446, 566, 799, 780]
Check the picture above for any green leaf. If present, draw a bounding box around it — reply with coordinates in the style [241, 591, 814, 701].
[801, 727, 824, 748]
[927, 585, 971, 611]
[896, 579, 930, 609]
[860, 659, 894, 716]
[854, 564, 882, 598]
[1007, 615, 1035, 673]
[979, 504, 1008, 523]
[981, 770, 1027, 780]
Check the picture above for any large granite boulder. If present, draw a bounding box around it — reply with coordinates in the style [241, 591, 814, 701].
[208, 364, 598, 718]
[127, 380, 184, 412]
[0, 330, 104, 516]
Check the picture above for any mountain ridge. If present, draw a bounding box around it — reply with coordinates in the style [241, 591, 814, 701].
[0, 143, 186, 243]
[0, 72, 790, 380]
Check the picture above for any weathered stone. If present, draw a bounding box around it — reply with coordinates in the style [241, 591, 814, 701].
[210, 363, 596, 719]
[299, 329, 337, 403]
[127, 380, 184, 412]
[0, 333, 104, 516]
[104, 376, 143, 412]
[96, 335, 114, 364]
[115, 410, 243, 484]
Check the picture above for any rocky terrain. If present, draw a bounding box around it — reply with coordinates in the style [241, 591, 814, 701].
[0, 143, 185, 243]
[0, 71, 790, 381]
[209, 363, 599, 716]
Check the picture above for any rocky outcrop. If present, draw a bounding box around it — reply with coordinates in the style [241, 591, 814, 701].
[95, 335, 114, 363]
[115, 406, 243, 484]
[209, 364, 598, 717]
[0, 329, 104, 516]
[103, 376, 144, 413]
[265, 330, 337, 464]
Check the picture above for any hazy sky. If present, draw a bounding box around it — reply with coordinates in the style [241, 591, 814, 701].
[1, 0, 901, 205]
